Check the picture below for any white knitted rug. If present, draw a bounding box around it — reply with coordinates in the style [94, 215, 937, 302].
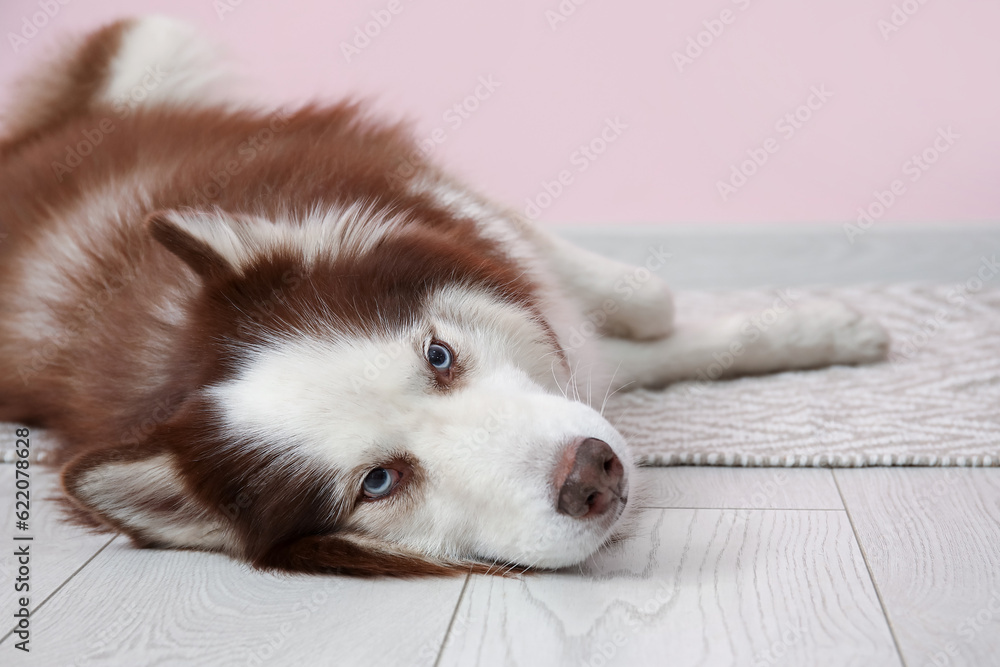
[2, 283, 998, 467]
[605, 284, 1000, 467]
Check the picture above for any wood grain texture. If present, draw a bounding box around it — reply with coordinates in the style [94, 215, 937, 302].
[3, 469, 993, 666]
[2, 538, 467, 666]
[438, 508, 901, 667]
[636, 466, 843, 509]
[835, 468, 1000, 667]
[0, 467, 115, 631]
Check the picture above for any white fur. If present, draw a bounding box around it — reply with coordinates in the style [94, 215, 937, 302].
[100, 16, 236, 110]
[159, 203, 419, 275]
[591, 297, 889, 389]
[205, 283, 634, 568]
[75, 454, 228, 549]
[4, 177, 160, 354]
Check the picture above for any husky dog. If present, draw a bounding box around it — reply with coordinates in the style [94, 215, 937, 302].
[0, 18, 888, 576]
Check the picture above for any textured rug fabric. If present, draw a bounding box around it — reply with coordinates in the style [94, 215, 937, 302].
[605, 283, 1000, 467]
[2, 283, 998, 467]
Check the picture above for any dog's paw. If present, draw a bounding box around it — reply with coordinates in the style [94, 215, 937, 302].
[793, 299, 890, 365]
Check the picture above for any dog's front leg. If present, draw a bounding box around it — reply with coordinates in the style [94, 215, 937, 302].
[591, 299, 890, 390]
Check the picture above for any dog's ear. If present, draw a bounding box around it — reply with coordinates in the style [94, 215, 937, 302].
[62, 445, 227, 549]
[146, 209, 245, 280]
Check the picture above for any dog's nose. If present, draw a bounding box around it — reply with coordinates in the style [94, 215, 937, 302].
[555, 438, 625, 518]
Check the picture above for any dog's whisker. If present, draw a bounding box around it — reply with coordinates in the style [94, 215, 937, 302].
[599, 362, 624, 416]
[610, 407, 631, 432]
[480, 555, 499, 577]
[550, 360, 569, 400]
[601, 379, 636, 417]
[571, 358, 584, 403]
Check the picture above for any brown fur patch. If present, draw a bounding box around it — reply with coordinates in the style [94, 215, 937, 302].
[255, 534, 514, 578]
[0, 22, 553, 577]
[1, 19, 130, 154]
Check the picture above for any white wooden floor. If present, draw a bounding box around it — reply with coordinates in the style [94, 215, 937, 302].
[2, 466, 999, 666]
[3, 225, 999, 666]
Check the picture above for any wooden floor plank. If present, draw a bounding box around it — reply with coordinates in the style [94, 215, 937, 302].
[835, 468, 1000, 667]
[1, 537, 467, 666]
[0, 467, 115, 635]
[636, 466, 843, 510]
[437, 508, 901, 667]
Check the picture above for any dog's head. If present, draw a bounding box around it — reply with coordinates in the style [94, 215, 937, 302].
[62, 207, 634, 576]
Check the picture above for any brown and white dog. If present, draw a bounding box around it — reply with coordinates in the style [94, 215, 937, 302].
[0, 18, 889, 577]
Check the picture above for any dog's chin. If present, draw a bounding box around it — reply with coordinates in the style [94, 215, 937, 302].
[500, 494, 633, 572]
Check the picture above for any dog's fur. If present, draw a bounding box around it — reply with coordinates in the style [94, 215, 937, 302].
[0, 18, 889, 577]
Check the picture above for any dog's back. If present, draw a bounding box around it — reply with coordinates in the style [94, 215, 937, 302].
[0, 18, 489, 462]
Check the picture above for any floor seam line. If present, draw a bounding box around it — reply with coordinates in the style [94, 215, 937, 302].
[638, 506, 846, 511]
[832, 471, 909, 667]
[432, 572, 471, 667]
[0, 535, 117, 646]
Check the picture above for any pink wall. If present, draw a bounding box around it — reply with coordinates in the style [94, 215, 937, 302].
[2, 0, 998, 225]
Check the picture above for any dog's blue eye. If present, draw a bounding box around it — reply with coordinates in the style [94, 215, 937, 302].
[362, 468, 400, 499]
[427, 343, 453, 370]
